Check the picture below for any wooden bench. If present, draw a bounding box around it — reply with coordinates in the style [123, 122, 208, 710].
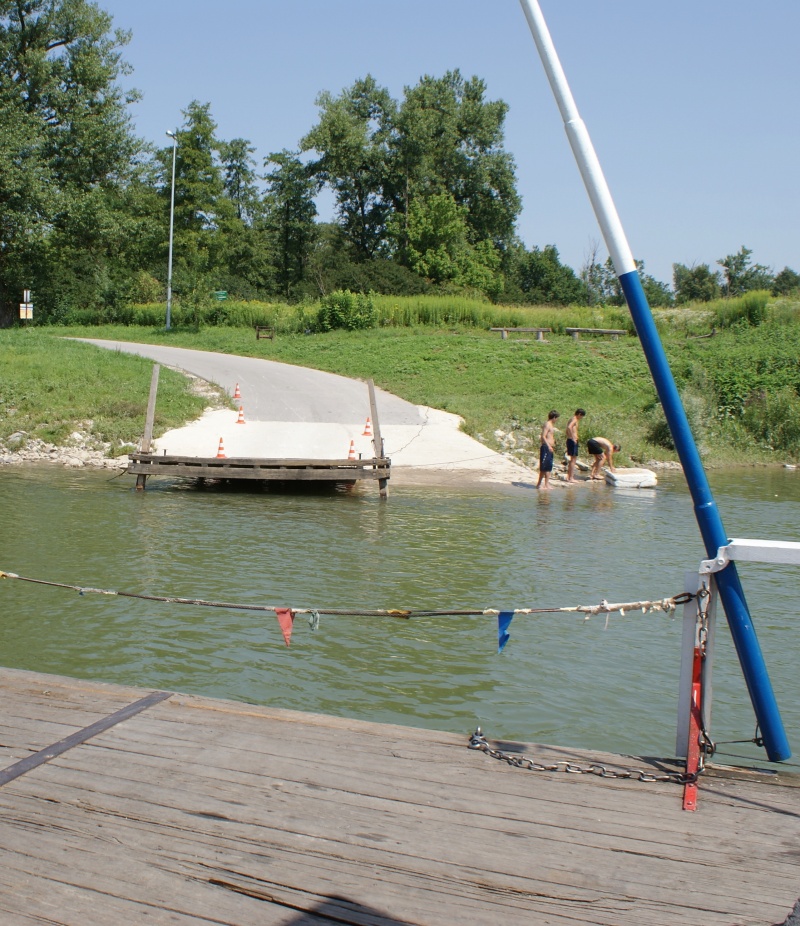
[490, 327, 552, 341]
[566, 327, 627, 340]
[255, 326, 275, 340]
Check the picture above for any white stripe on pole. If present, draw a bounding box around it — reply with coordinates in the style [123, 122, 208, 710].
[518, 0, 637, 278]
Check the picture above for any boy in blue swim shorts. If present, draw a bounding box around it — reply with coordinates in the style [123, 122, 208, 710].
[536, 410, 560, 490]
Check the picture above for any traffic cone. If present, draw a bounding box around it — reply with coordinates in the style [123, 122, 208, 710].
[233, 383, 241, 400]
[216, 437, 226, 458]
[362, 417, 373, 437]
[348, 440, 356, 460]
[236, 405, 246, 424]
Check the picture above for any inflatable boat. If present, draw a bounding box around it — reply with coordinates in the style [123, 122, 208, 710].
[604, 467, 657, 489]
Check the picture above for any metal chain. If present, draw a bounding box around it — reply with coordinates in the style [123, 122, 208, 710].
[468, 729, 702, 785]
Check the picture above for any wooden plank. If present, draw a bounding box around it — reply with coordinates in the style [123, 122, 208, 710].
[0, 669, 797, 926]
[126, 464, 387, 481]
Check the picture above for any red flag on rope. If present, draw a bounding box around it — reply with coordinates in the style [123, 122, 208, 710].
[275, 608, 295, 646]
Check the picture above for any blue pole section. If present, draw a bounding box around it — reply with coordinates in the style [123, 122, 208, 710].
[620, 271, 791, 762]
[518, 0, 791, 761]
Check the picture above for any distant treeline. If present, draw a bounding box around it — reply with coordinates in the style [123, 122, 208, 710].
[1, 2, 798, 327]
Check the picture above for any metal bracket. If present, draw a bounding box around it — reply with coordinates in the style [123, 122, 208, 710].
[700, 538, 800, 574]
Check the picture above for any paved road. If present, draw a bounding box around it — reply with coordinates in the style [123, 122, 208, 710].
[77, 340, 424, 425]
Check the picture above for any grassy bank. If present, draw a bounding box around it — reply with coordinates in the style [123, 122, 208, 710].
[0, 332, 215, 455]
[4, 302, 800, 468]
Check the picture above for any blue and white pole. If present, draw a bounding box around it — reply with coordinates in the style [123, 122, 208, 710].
[518, 0, 790, 762]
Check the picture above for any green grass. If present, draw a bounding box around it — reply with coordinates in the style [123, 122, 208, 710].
[6, 295, 800, 467]
[0, 330, 214, 452]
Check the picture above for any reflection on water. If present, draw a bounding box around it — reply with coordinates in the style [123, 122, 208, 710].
[0, 464, 798, 765]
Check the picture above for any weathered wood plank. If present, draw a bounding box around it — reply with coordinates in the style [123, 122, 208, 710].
[0, 668, 797, 926]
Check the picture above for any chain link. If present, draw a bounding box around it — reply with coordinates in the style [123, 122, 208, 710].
[468, 729, 701, 785]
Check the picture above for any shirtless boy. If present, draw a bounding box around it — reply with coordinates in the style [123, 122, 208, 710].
[586, 436, 621, 479]
[565, 408, 586, 483]
[537, 410, 560, 490]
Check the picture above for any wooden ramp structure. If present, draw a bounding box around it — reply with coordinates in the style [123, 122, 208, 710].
[127, 453, 391, 492]
[127, 368, 391, 496]
[1, 667, 798, 925]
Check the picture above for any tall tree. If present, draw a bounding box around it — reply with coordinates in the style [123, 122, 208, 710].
[0, 0, 141, 319]
[718, 246, 773, 296]
[262, 150, 318, 298]
[220, 137, 260, 223]
[673, 263, 722, 304]
[391, 70, 520, 250]
[301, 75, 395, 260]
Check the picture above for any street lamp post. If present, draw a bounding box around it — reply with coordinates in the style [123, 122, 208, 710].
[165, 130, 177, 330]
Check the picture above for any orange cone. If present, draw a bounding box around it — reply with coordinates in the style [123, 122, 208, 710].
[362, 417, 373, 437]
[216, 437, 226, 458]
[236, 405, 246, 424]
[233, 383, 241, 400]
[348, 440, 356, 460]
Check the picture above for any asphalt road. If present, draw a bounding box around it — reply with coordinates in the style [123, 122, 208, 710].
[77, 340, 424, 425]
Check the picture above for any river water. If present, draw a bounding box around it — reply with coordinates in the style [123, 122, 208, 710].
[1, 465, 797, 767]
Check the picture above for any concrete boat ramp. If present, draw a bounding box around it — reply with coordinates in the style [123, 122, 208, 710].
[1, 668, 798, 925]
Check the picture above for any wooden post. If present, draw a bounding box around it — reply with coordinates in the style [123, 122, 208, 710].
[367, 379, 388, 499]
[136, 364, 160, 491]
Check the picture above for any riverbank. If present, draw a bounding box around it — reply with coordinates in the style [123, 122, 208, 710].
[3, 322, 800, 470]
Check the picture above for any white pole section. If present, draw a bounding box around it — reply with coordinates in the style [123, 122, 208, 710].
[517, 0, 636, 278]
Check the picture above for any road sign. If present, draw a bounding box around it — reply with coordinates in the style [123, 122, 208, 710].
[19, 303, 33, 320]
[213, 290, 228, 301]
[23, 289, 31, 303]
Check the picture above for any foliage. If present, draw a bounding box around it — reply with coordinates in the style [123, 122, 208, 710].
[718, 246, 773, 296]
[711, 291, 769, 328]
[503, 244, 586, 305]
[0, 0, 143, 321]
[302, 69, 520, 286]
[262, 150, 317, 298]
[741, 387, 800, 455]
[673, 263, 722, 304]
[315, 290, 377, 331]
[772, 267, 800, 297]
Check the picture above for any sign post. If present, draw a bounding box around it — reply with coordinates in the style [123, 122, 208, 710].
[19, 289, 33, 322]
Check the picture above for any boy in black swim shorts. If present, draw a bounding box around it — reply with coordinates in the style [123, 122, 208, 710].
[565, 408, 586, 483]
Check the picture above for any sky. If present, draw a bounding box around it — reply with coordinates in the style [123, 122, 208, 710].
[99, 0, 800, 287]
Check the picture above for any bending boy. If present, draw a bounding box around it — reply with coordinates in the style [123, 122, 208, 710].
[587, 437, 620, 479]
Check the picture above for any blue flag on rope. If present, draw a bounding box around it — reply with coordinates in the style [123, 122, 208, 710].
[498, 611, 515, 653]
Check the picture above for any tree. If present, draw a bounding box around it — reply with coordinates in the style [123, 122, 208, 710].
[0, 0, 142, 320]
[220, 138, 260, 223]
[673, 263, 722, 304]
[772, 266, 800, 296]
[398, 191, 502, 298]
[301, 75, 396, 260]
[505, 243, 586, 305]
[718, 246, 773, 296]
[302, 70, 521, 269]
[262, 150, 318, 298]
[390, 70, 520, 251]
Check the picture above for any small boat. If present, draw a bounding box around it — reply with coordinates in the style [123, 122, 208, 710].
[604, 467, 657, 489]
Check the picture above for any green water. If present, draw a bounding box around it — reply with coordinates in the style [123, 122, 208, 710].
[1, 464, 798, 765]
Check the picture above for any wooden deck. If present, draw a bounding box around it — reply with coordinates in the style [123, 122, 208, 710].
[1, 667, 798, 925]
[127, 453, 391, 493]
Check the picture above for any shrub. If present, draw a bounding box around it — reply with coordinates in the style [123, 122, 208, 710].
[742, 387, 800, 456]
[315, 291, 377, 331]
[712, 291, 769, 328]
